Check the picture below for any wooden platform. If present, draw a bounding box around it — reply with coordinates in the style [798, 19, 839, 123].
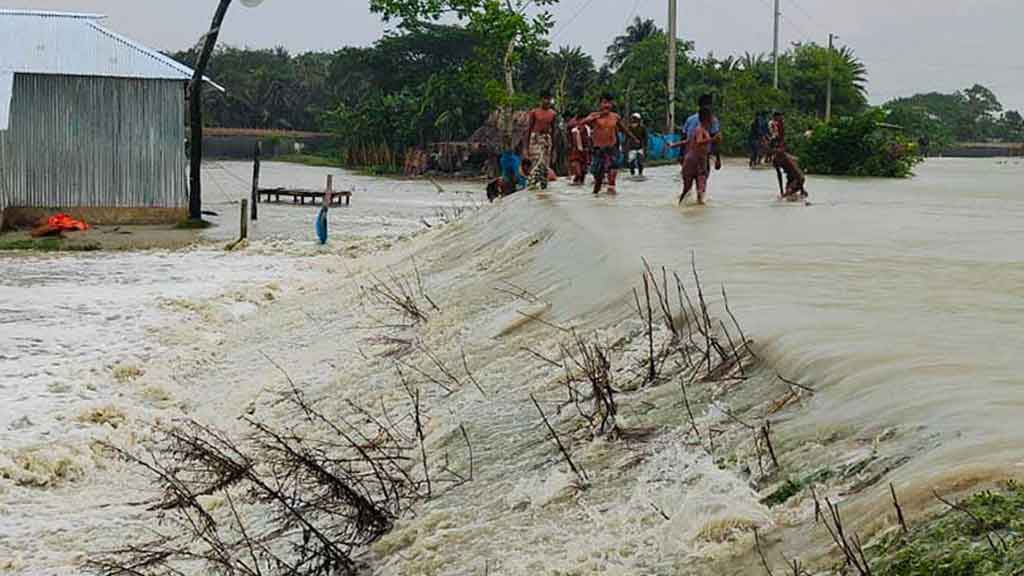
[257, 188, 351, 206]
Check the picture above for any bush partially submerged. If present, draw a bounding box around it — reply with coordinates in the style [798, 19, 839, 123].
[795, 109, 923, 178]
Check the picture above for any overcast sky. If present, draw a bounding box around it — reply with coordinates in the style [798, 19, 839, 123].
[4, 0, 1022, 111]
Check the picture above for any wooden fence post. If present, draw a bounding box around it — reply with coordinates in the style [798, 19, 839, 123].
[240, 198, 248, 241]
[251, 141, 261, 221]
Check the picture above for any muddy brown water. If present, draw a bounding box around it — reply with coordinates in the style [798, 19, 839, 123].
[1, 158, 1022, 574]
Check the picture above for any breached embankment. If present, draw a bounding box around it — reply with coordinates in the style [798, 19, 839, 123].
[6, 159, 1023, 574]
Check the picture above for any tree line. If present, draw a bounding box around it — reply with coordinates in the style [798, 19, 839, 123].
[169, 12, 1021, 167]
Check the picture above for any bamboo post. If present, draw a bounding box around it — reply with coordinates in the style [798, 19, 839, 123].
[239, 199, 248, 241]
[325, 174, 334, 206]
[251, 141, 261, 220]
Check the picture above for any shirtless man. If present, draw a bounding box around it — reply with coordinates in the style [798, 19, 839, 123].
[581, 94, 639, 195]
[681, 94, 723, 174]
[768, 111, 790, 196]
[671, 107, 713, 204]
[525, 91, 557, 190]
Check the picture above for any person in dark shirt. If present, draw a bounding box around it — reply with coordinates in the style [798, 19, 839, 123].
[626, 113, 648, 176]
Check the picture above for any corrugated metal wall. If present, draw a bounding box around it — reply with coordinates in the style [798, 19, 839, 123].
[0, 73, 186, 209]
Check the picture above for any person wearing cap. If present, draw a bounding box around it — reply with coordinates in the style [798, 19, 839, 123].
[627, 113, 648, 177]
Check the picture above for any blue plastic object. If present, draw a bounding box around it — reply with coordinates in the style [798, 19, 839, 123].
[315, 206, 328, 245]
[647, 133, 682, 161]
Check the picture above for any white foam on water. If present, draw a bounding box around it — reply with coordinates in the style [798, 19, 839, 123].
[3, 158, 1023, 574]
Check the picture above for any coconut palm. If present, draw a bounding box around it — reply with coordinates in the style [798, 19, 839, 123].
[606, 17, 662, 70]
[836, 46, 868, 98]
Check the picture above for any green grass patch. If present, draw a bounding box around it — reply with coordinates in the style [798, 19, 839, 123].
[870, 481, 1024, 576]
[276, 154, 345, 168]
[760, 468, 834, 508]
[0, 237, 101, 252]
[175, 219, 213, 230]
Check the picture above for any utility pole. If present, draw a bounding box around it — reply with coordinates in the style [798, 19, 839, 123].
[825, 33, 837, 122]
[667, 0, 678, 132]
[188, 0, 234, 221]
[772, 0, 780, 89]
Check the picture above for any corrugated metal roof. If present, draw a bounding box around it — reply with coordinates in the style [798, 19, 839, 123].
[0, 10, 223, 90]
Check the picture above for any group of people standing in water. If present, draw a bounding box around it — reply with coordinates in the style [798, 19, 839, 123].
[487, 91, 808, 204]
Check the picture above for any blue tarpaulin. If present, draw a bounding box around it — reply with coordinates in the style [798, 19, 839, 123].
[647, 133, 681, 161]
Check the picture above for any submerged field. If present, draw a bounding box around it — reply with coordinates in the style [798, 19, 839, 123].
[1, 158, 1022, 575]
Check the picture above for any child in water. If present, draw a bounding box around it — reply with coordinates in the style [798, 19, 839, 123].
[772, 146, 808, 201]
[672, 107, 713, 205]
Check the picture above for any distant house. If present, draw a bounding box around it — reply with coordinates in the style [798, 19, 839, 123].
[0, 10, 221, 228]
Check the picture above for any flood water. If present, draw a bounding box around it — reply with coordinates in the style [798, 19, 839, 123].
[1, 158, 1021, 574]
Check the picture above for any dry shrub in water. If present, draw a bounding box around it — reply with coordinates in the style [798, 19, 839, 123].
[90, 382, 471, 576]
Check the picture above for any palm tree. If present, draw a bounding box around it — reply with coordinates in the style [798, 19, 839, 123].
[739, 52, 773, 85]
[606, 17, 662, 70]
[836, 46, 867, 98]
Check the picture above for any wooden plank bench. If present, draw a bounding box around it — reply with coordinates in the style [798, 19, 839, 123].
[257, 188, 352, 206]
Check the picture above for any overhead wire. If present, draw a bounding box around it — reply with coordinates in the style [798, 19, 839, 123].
[550, 0, 597, 41]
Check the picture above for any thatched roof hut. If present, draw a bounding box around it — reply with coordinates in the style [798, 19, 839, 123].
[469, 110, 530, 153]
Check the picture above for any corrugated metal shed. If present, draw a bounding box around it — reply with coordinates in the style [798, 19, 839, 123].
[0, 74, 188, 212]
[0, 10, 216, 222]
[0, 10, 222, 89]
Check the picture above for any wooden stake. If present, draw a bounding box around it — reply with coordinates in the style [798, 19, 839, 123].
[250, 141, 260, 220]
[239, 198, 248, 241]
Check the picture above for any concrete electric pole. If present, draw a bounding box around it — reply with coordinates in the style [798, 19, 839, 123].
[826, 33, 837, 122]
[773, 0, 780, 89]
[667, 0, 678, 132]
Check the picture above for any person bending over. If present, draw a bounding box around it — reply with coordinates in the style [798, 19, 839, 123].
[773, 146, 808, 200]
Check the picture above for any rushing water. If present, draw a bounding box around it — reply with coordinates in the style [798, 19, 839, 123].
[1, 158, 1021, 574]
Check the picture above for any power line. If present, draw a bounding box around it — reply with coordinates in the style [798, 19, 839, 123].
[787, 0, 823, 31]
[551, 0, 597, 41]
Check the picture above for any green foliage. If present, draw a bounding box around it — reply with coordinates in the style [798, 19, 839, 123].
[606, 17, 662, 70]
[883, 84, 1024, 149]
[871, 482, 1024, 576]
[605, 33, 690, 126]
[760, 468, 834, 508]
[172, 8, 1024, 178]
[0, 237, 101, 251]
[171, 46, 329, 131]
[780, 43, 868, 118]
[794, 109, 923, 178]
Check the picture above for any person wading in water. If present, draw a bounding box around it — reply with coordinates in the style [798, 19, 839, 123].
[627, 113, 648, 177]
[681, 94, 723, 175]
[567, 110, 591, 186]
[525, 91, 557, 190]
[581, 94, 639, 195]
[769, 110, 788, 197]
[670, 107, 713, 205]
